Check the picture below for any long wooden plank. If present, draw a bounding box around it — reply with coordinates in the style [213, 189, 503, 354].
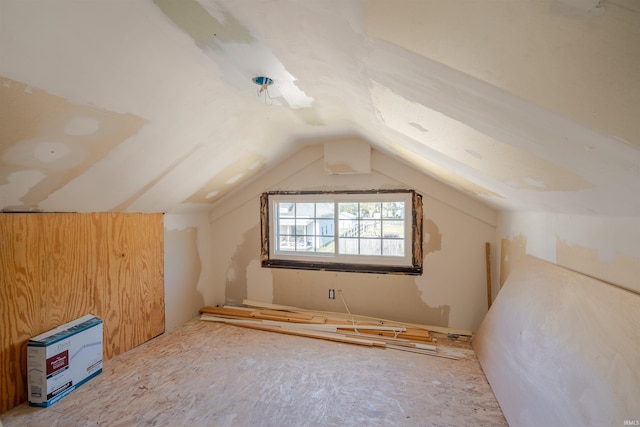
[486, 242, 492, 309]
[251, 312, 327, 324]
[339, 332, 438, 351]
[201, 316, 385, 348]
[255, 309, 315, 321]
[203, 313, 442, 356]
[200, 306, 255, 318]
[201, 315, 339, 333]
[242, 299, 471, 336]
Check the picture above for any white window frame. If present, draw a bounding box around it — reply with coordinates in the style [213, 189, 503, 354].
[260, 190, 423, 275]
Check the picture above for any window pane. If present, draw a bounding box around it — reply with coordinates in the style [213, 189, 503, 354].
[279, 224, 292, 235]
[278, 202, 295, 218]
[360, 238, 381, 255]
[360, 220, 381, 237]
[382, 202, 404, 219]
[383, 239, 404, 256]
[382, 220, 404, 238]
[279, 235, 295, 251]
[359, 202, 380, 219]
[296, 202, 314, 218]
[318, 219, 333, 236]
[339, 202, 358, 216]
[339, 219, 358, 237]
[318, 238, 334, 252]
[296, 235, 313, 251]
[316, 202, 334, 217]
[339, 238, 359, 255]
[295, 236, 309, 251]
[296, 219, 314, 233]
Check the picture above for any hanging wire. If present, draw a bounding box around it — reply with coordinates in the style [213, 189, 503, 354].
[253, 76, 275, 106]
[337, 289, 360, 335]
[338, 289, 404, 339]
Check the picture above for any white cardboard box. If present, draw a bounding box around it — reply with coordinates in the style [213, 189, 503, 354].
[27, 314, 103, 407]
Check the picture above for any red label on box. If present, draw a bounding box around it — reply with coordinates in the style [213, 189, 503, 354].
[46, 350, 69, 376]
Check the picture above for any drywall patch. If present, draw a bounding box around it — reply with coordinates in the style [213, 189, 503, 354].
[164, 227, 204, 330]
[64, 117, 101, 135]
[556, 237, 640, 293]
[225, 225, 261, 306]
[373, 81, 593, 193]
[113, 144, 202, 212]
[391, 143, 501, 197]
[324, 139, 371, 175]
[293, 107, 324, 126]
[0, 170, 46, 208]
[153, 0, 253, 50]
[246, 259, 273, 302]
[154, 0, 314, 110]
[272, 269, 450, 327]
[0, 76, 147, 211]
[500, 234, 528, 287]
[184, 154, 265, 204]
[423, 219, 442, 255]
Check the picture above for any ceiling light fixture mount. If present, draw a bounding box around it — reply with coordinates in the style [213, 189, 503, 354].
[252, 76, 273, 86]
[252, 76, 274, 104]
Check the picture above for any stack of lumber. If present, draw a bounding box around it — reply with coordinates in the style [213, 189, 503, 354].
[199, 300, 469, 360]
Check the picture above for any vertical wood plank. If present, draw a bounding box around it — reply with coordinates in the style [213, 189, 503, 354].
[97, 213, 165, 359]
[486, 242, 492, 309]
[0, 215, 43, 411]
[44, 214, 96, 329]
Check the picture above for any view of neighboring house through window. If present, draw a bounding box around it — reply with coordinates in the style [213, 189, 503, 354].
[260, 190, 423, 275]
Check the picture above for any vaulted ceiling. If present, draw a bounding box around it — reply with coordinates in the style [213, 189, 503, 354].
[1, 0, 638, 215]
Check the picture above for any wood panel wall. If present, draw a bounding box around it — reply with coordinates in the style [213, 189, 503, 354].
[0, 213, 165, 413]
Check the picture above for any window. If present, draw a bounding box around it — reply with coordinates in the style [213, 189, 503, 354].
[260, 190, 423, 275]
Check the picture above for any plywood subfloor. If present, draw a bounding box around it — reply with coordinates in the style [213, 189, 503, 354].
[0, 319, 506, 426]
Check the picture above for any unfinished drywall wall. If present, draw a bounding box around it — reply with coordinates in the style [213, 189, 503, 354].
[498, 211, 640, 293]
[474, 256, 640, 426]
[163, 213, 215, 330]
[207, 145, 497, 331]
[364, 0, 640, 147]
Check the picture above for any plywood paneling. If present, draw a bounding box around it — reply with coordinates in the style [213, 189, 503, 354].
[0, 213, 165, 413]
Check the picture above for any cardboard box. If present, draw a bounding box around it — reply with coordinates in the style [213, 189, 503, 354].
[27, 314, 103, 407]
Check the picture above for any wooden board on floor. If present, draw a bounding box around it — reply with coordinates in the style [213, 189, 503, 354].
[242, 299, 471, 336]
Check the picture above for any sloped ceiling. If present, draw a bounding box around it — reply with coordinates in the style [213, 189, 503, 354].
[1, 0, 638, 215]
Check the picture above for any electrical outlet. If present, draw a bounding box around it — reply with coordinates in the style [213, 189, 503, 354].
[328, 289, 335, 299]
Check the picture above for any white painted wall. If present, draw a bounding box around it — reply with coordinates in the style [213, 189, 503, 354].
[205, 145, 497, 332]
[163, 213, 216, 330]
[497, 211, 640, 293]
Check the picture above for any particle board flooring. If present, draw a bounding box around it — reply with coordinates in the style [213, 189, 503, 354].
[0, 319, 506, 427]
